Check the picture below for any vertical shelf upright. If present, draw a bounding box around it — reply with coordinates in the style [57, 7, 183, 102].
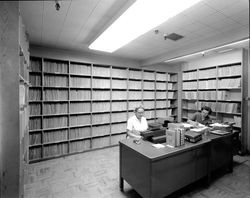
[168, 72, 178, 121]
[91, 64, 111, 149]
[155, 71, 168, 119]
[197, 66, 217, 120]
[182, 69, 198, 121]
[68, 61, 91, 154]
[216, 63, 242, 124]
[128, 68, 143, 118]
[143, 69, 156, 124]
[42, 58, 69, 159]
[110, 66, 128, 145]
[29, 57, 43, 161]
[216, 63, 242, 154]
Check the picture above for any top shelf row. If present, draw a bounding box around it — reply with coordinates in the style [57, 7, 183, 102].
[30, 57, 177, 82]
[182, 62, 241, 80]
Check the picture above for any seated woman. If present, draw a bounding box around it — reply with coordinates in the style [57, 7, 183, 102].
[126, 106, 148, 139]
[188, 106, 212, 126]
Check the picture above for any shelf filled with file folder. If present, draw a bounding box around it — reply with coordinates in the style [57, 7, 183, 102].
[28, 56, 179, 162]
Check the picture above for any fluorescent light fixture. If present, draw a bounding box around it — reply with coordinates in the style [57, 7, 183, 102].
[205, 38, 249, 53]
[164, 51, 204, 62]
[217, 48, 233, 54]
[164, 38, 249, 63]
[89, 0, 202, 53]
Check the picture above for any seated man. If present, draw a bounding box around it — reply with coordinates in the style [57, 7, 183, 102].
[126, 106, 148, 139]
[188, 106, 212, 126]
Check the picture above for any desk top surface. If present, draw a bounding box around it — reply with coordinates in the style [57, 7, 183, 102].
[120, 133, 232, 161]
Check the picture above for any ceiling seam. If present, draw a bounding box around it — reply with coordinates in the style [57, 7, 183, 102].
[203, 2, 245, 28]
[41, 0, 44, 44]
[72, 0, 102, 44]
[55, 0, 73, 47]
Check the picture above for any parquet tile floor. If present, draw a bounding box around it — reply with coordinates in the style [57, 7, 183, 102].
[24, 146, 250, 198]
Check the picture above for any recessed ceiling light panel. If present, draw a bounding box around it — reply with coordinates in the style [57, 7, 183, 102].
[165, 33, 184, 41]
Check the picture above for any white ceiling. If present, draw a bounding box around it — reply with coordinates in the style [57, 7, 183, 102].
[20, 0, 249, 66]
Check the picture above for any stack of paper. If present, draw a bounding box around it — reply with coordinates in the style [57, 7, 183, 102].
[152, 144, 165, 149]
[211, 130, 230, 135]
[190, 126, 209, 134]
[210, 123, 229, 127]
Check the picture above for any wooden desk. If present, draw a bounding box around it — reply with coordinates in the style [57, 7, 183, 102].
[119, 133, 233, 198]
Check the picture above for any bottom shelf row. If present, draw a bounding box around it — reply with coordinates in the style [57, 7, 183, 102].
[28, 117, 162, 162]
[29, 133, 126, 161]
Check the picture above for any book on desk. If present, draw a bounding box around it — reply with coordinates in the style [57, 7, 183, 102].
[166, 128, 185, 147]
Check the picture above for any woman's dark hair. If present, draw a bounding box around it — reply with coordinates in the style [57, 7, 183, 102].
[201, 106, 212, 114]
